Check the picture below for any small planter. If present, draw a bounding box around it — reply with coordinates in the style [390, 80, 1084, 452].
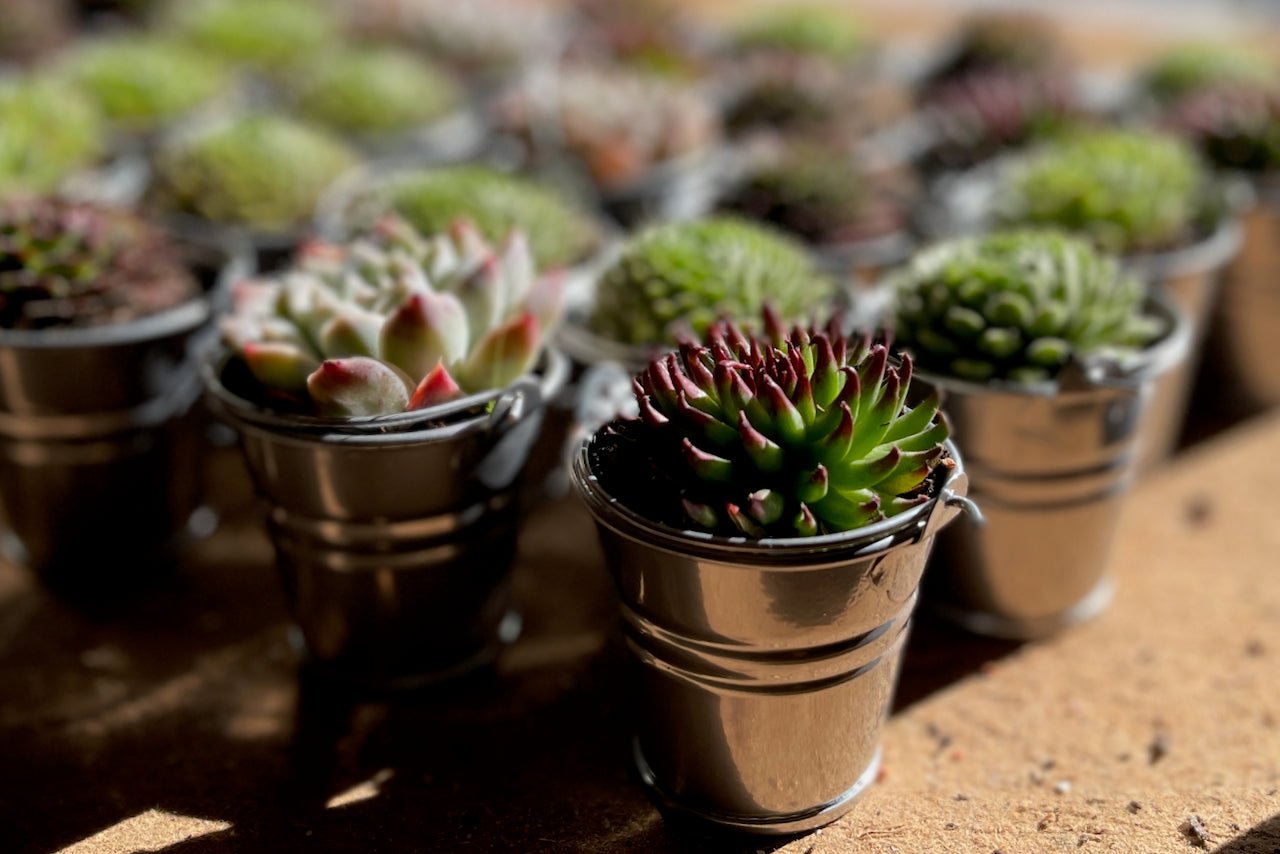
[572, 436, 972, 833]
[923, 296, 1191, 639]
[204, 349, 569, 688]
[0, 240, 249, 590]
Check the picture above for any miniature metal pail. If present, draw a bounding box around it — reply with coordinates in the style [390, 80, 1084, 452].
[205, 350, 568, 688]
[925, 297, 1191, 640]
[572, 439, 972, 834]
[0, 244, 247, 587]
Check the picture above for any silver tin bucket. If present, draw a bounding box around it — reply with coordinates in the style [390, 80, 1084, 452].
[572, 437, 972, 834]
[925, 296, 1191, 639]
[0, 242, 248, 589]
[1124, 219, 1241, 470]
[204, 348, 569, 688]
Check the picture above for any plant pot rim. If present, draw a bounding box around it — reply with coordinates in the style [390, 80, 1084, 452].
[203, 345, 569, 446]
[571, 434, 969, 566]
[1123, 213, 1242, 280]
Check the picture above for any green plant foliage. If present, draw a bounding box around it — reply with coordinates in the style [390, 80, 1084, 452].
[1142, 44, 1276, 104]
[732, 5, 866, 61]
[167, 0, 340, 71]
[0, 77, 104, 194]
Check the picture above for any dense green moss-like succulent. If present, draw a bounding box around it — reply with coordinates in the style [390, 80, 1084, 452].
[612, 309, 950, 536]
[0, 197, 198, 330]
[993, 129, 1216, 255]
[0, 77, 104, 194]
[589, 217, 832, 348]
[154, 115, 358, 232]
[58, 36, 234, 133]
[289, 47, 460, 136]
[717, 140, 910, 245]
[167, 0, 340, 71]
[1141, 44, 1276, 105]
[360, 166, 603, 269]
[1162, 82, 1280, 174]
[221, 216, 563, 416]
[891, 230, 1160, 383]
[731, 5, 866, 61]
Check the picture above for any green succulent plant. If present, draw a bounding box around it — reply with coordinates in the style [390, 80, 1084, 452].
[891, 230, 1161, 383]
[58, 35, 234, 133]
[925, 11, 1060, 86]
[732, 5, 866, 61]
[154, 114, 358, 233]
[993, 129, 1216, 255]
[1142, 44, 1276, 104]
[167, 0, 340, 71]
[289, 47, 461, 137]
[0, 197, 199, 330]
[221, 216, 564, 416]
[588, 217, 833, 348]
[608, 308, 951, 537]
[361, 166, 603, 269]
[0, 77, 104, 194]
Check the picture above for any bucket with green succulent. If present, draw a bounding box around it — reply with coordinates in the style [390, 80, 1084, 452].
[204, 215, 568, 686]
[889, 229, 1190, 638]
[150, 113, 359, 270]
[0, 196, 249, 591]
[570, 306, 973, 833]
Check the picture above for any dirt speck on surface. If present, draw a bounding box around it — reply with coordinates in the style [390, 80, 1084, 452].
[1149, 732, 1171, 764]
[1180, 814, 1211, 849]
[1185, 493, 1213, 526]
[1127, 801, 1143, 814]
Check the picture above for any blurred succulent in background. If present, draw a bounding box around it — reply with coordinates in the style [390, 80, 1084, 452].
[1162, 82, 1280, 174]
[567, 0, 710, 78]
[921, 10, 1062, 91]
[992, 129, 1219, 255]
[0, 77, 104, 194]
[356, 166, 604, 269]
[221, 216, 563, 416]
[717, 139, 912, 246]
[166, 0, 340, 72]
[1141, 43, 1276, 106]
[493, 66, 718, 192]
[0, 197, 198, 330]
[153, 115, 358, 233]
[891, 230, 1160, 383]
[604, 307, 950, 536]
[588, 217, 832, 348]
[288, 47, 461, 137]
[730, 5, 867, 63]
[58, 35, 234, 134]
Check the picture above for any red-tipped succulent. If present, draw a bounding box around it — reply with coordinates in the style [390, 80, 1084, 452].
[626, 308, 952, 537]
[222, 216, 563, 416]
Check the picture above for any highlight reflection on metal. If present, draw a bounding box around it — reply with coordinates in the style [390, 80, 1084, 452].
[925, 297, 1190, 640]
[572, 439, 971, 834]
[206, 349, 568, 689]
[0, 243, 248, 584]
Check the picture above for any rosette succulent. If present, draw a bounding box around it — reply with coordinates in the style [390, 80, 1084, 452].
[58, 35, 234, 134]
[288, 47, 461, 137]
[221, 216, 563, 416]
[1141, 44, 1276, 105]
[166, 0, 340, 71]
[153, 115, 358, 233]
[992, 129, 1219, 255]
[0, 197, 198, 330]
[891, 230, 1161, 383]
[358, 166, 603, 269]
[589, 217, 833, 348]
[0, 77, 104, 194]
[600, 308, 951, 536]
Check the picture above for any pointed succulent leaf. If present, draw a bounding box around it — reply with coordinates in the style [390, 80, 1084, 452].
[306, 357, 412, 416]
[458, 311, 541, 391]
[408, 360, 463, 409]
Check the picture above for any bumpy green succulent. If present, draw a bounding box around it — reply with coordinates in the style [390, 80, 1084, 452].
[1141, 44, 1276, 105]
[616, 308, 950, 536]
[289, 47, 460, 136]
[891, 230, 1160, 383]
[167, 0, 340, 71]
[221, 216, 563, 416]
[1163, 82, 1280, 173]
[0, 77, 104, 194]
[0, 197, 198, 330]
[732, 5, 866, 61]
[993, 129, 1215, 255]
[58, 36, 234, 133]
[362, 166, 603, 269]
[589, 217, 833, 348]
[154, 115, 358, 233]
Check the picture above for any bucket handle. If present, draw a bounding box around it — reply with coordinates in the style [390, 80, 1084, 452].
[920, 468, 985, 543]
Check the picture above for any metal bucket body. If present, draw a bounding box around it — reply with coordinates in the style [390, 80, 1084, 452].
[572, 439, 971, 833]
[205, 350, 567, 688]
[926, 297, 1190, 639]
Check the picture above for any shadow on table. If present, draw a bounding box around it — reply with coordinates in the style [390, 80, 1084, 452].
[893, 613, 1024, 712]
[1212, 813, 1280, 854]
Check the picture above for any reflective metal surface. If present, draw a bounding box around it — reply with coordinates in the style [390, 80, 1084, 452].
[572, 438, 971, 834]
[205, 349, 568, 689]
[925, 297, 1190, 640]
[0, 243, 249, 587]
